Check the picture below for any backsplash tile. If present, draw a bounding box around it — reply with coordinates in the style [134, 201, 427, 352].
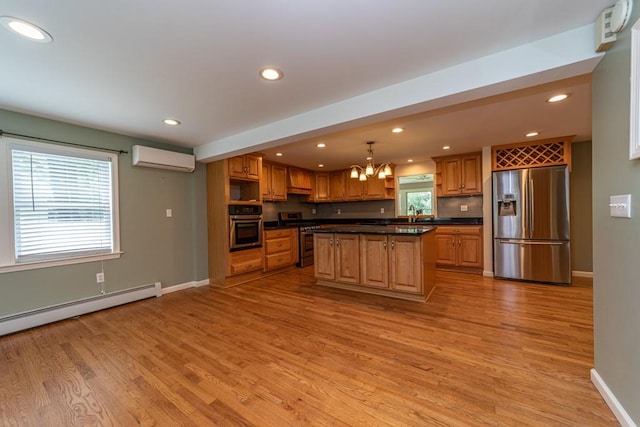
[437, 195, 483, 218]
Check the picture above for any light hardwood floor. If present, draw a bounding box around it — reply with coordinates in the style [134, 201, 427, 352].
[0, 269, 617, 426]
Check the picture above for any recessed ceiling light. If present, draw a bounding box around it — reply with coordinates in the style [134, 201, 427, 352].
[392, 127, 404, 133]
[316, 143, 326, 148]
[163, 118, 181, 126]
[318, 164, 324, 168]
[275, 152, 283, 157]
[259, 67, 283, 81]
[442, 145, 451, 150]
[525, 131, 539, 137]
[407, 159, 414, 163]
[547, 94, 568, 103]
[0, 16, 53, 43]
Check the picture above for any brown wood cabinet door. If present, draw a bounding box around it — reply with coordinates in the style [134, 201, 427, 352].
[388, 236, 422, 293]
[228, 156, 247, 179]
[330, 172, 346, 201]
[244, 155, 261, 180]
[335, 234, 360, 284]
[365, 177, 386, 199]
[441, 158, 462, 195]
[347, 177, 364, 200]
[435, 234, 457, 265]
[314, 233, 335, 280]
[457, 234, 483, 267]
[461, 153, 482, 194]
[315, 173, 330, 201]
[261, 163, 271, 200]
[271, 164, 287, 200]
[359, 235, 389, 288]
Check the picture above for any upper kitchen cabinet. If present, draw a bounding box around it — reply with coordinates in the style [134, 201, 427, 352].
[228, 154, 262, 181]
[309, 171, 347, 202]
[287, 167, 313, 195]
[329, 171, 347, 201]
[433, 152, 482, 197]
[261, 162, 287, 201]
[347, 173, 395, 201]
[313, 173, 331, 202]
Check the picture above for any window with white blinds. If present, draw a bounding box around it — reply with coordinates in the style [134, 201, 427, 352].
[0, 136, 120, 271]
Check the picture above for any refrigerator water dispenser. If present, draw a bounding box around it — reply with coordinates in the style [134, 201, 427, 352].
[497, 195, 516, 216]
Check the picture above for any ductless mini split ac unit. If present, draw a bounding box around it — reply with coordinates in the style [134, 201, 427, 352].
[132, 145, 196, 172]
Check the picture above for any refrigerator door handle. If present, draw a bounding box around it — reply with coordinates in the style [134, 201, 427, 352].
[498, 239, 564, 246]
[529, 179, 534, 237]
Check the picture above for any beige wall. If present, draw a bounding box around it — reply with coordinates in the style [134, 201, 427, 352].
[592, 0, 640, 423]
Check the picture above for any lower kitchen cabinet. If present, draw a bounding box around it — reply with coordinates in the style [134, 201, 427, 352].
[314, 233, 335, 280]
[315, 230, 435, 301]
[435, 226, 483, 270]
[359, 234, 422, 293]
[228, 247, 263, 276]
[315, 232, 361, 283]
[264, 228, 298, 271]
[388, 235, 423, 293]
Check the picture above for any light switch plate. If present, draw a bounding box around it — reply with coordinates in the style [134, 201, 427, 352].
[609, 194, 631, 218]
[166, 208, 172, 218]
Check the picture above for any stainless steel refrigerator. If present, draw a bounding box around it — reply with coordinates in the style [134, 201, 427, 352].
[492, 165, 571, 285]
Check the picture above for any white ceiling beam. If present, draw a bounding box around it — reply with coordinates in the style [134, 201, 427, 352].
[195, 24, 603, 162]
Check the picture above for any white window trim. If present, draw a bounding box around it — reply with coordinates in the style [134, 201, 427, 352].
[0, 136, 121, 273]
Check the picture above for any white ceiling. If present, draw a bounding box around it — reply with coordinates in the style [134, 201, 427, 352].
[0, 1, 613, 171]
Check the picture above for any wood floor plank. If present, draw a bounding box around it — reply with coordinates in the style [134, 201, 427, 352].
[0, 268, 619, 426]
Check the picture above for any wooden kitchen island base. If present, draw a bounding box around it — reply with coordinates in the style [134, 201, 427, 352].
[314, 226, 437, 302]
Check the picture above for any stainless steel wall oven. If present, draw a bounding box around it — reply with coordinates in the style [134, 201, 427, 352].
[229, 205, 262, 251]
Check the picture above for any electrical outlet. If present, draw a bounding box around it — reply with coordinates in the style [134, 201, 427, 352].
[380, 207, 385, 214]
[166, 208, 172, 218]
[96, 272, 105, 283]
[460, 205, 468, 212]
[312, 208, 316, 214]
[337, 209, 342, 215]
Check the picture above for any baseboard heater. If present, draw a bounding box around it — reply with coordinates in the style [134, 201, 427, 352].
[0, 282, 161, 336]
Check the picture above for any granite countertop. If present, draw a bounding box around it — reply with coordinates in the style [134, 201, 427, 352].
[314, 225, 436, 235]
[263, 218, 482, 229]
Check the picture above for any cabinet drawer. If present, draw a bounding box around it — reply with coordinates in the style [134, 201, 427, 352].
[265, 252, 292, 270]
[229, 258, 263, 275]
[265, 228, 293, 239]
[265, 237, 292, 254]
[228, 247, 263, 275]
[436, 225, 482, 235]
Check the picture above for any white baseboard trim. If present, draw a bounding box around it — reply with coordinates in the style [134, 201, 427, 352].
[483, 270, 494, 277]
[591, 368, 637, 427]
[161, 278, 210, 295]
[0, 282, 161, 336]
[572, 270, 594, 278]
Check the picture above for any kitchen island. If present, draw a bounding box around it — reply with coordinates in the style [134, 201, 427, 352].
[313, 225, 437, 302]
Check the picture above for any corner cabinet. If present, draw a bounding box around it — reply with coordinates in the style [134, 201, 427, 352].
[433, 152, 482, 196]
[435, 226, 483, 271]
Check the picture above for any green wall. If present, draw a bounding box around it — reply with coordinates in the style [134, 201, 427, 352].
[570, 141, 593, 272]
[592, 0, 640, 423]
[0, 109, 208, 317]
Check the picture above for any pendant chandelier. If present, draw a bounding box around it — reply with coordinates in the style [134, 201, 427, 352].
[349, 141, 393, 181]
